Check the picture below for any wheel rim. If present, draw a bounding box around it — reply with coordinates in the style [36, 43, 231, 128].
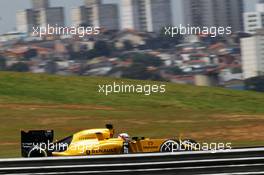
[160, 140, 180, 152]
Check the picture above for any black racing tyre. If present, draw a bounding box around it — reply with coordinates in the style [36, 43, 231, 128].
[160, 139, 180, 152]
[28, 147, 47, 157]
[181, 139, 199, 151]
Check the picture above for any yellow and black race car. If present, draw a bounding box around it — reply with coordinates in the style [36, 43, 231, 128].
[21, 124, 198, 157]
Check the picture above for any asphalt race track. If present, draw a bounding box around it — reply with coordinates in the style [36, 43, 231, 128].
[0, 147, 264, 175]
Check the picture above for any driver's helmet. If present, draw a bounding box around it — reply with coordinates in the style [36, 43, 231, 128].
[118, 133, 130, 141]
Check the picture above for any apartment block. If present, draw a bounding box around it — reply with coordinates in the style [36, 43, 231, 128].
[16, 9, 35, 33]
[38, 7, 65, 27]
[241, 29, 264, 79]
[244, 0, 264, 33]
[16, 0, 65, 34]
[120, 0, 172, 33]
[72, 1, 119, 30]
[183, 0, 244, 32]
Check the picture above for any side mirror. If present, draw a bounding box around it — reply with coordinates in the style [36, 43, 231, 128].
[106, 124, 114, 138]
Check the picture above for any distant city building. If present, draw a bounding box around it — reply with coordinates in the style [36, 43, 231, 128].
[16, 0, 65, 34]
[38, 7, 65, 27]
[84, 0, 101, 6]
[150, 0, 172, 32]
[120, 0, 139, 31]
[72, 0, 119, 30]
[120, 0, 172, 33]
[31, 0, 49, 9]
[244, 0, 264, 34]
[16, 9, 35, 33]
[183, 0, 244, 32]
[72, 6, 90, 27]
[241, 29, 264, 79]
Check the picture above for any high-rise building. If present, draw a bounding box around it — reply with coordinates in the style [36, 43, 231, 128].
[244, 0, 264, 34]
[72, 0, 119, 31]
[16, 0, 65, 34]
[96, 4, 119, 30]
[150, 0, 172, 33]
[32, 0, 49, 9]
[72, 6, 90, 27]
[257, 0, 264, 12]
[120, 0, 150, 32]
[16, 9, 35, 33]
[120, 0, 172, 33]
[38, 7, 65, 27]
[183, 0, 244, 32]
[241, 29, 264, 79]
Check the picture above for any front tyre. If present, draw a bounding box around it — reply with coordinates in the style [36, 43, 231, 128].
[181, 139, 199, 151]
[160, 140, 180, 152]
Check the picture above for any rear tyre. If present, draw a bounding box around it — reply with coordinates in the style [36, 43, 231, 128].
[28, 146, 47, 157]
[181, 139, 199, 151]
[160, 140, 180, 152]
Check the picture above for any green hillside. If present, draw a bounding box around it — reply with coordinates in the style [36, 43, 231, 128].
[0, 72, 264, 157]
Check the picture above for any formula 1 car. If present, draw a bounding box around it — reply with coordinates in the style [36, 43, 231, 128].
[21, 124, 199, 157]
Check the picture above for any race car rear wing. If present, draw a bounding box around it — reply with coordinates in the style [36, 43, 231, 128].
[21, 130, 54, 157]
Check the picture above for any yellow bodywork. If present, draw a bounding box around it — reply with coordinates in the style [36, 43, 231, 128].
[21, 124, 199, 157]
[52, 128, 124, 156]
[129, 138, 166, 153]
[51, 126, 198, 156]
